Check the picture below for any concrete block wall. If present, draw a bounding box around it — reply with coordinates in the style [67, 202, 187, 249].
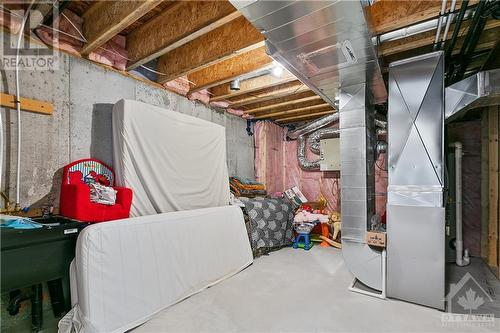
[0, 32, 254, 210]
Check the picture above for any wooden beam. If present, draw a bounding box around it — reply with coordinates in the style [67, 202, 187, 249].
[186, 46, 273, 92]
[277, 110, 335, 123]
[254, 104, 332, 120]
[210, 74, 296, 101]
[1, 93, 53, 115]
[247, 98, 327, 117]
[229, 82, 308, 108]
[370, 0, 477, 35]
[243, 90, 317, 111]
[156, 16, 264, 82]
[81, 0, 162, 55]
[244, 93, 323, 114]
[488, 106, 499, 273]
[380, 19, 500, 57]
[126, 1, 240, 70]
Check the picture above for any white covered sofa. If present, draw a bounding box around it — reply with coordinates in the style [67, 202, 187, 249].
[59, 205, 253, 333]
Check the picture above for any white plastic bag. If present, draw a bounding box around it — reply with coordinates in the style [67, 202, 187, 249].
[89, 183, 117, 205]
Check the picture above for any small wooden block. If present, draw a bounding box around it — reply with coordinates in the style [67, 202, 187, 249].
[367, 231, 386, 248]
[1, 93, 53, 115]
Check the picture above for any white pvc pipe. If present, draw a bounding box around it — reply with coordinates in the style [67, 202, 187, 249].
[451, 142, 470, 266]
[14, 3, 34, 207]
[433, 0, 448, 45]
[441, 0, 458, 48]
[375, 9, 473, 45]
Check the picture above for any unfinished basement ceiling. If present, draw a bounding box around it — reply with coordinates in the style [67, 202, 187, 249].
[6, 0, 497, 124]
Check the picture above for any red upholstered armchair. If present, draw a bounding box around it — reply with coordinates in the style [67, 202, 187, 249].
[60, 158, 133, 222]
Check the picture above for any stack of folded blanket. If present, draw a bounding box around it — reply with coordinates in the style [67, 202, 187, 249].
[229, 177, 267, 197]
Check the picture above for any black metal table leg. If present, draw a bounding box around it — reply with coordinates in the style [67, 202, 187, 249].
[31, 284, 43, 332]
[47, 279, 66, 317]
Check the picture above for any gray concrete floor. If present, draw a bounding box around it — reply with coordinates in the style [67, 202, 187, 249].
[133, 247, 500, 332]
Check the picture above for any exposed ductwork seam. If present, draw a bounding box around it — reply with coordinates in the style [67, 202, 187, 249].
[287, 113, 339, 140]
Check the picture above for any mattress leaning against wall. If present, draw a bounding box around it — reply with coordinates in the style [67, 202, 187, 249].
[112, 99, 230, 216]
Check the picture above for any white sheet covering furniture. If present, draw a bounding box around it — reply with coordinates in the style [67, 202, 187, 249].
[58, 205, 253, 333]
[112, 99, 230, 216]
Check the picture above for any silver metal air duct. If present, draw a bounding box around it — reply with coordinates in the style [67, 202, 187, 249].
[307, 128, 340, 154]
[297, 135, 320, 170]
[231, 0, 387, 291]
[230, 0, 387, 109]
[297, 128, 340, 170]
[287, 113, 339, 140]
[445, 68, 500, 122]
[387, 52, 445, 310]
[339, 84, 382, 290]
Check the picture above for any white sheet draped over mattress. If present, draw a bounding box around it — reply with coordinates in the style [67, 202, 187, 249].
[58, 205, 253, 333]
[112, 99, 230, 216]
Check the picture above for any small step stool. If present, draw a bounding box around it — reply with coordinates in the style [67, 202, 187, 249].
[293, 233, 313, 250]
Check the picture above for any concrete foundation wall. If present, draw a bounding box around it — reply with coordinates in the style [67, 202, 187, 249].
[0, 33, 254, 210]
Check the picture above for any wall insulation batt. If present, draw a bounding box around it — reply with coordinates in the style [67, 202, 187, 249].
[112, 99, 230, 216]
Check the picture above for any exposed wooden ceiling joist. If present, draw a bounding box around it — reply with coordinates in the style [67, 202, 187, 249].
[186, 46, 273, 92]
[243, 91, 322, 114]
[126, 1, 240, 70]
[277, 110, 336, 123]
[370, 0, 478, 35]
[209, 73, 296, 101]
[253, 104, 333, 120]
[228, 82, 309, 108]
[245, 98, 327, 117]
[81, 0, 162, 55]
[156, 16, 264, 82]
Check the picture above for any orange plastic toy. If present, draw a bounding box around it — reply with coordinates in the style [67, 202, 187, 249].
[311, 223, 330, 247]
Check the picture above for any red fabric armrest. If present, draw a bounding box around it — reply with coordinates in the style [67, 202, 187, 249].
[60, 183, 91, 218]
[114, 187, 133, 208]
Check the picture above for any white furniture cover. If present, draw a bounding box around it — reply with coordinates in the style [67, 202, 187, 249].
[112, 99, 230, 216]
[58, 205, 253, 333]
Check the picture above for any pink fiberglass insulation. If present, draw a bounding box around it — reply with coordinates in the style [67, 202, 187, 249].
[35, 9, 84, 56]
[88, 35, 128, 71]
[36, 26, 82, 55]
[210, 101, 230, 108]
[163, 77, 190, 95]
[284, 139, 340, 213]
[188, 89, 210, 104]
[1, 10, 21, 34]
[34, 9, 127, 71]
[227, 109, 245, 116]
[254, 120, 388, 216]
[254, 122, 285, 195]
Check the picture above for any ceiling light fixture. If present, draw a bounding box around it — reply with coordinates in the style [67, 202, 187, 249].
[230, 78, 240, 91]
[271, 63, 284, 78]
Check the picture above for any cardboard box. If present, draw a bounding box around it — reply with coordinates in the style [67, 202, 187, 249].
[366, 231, 386, 248]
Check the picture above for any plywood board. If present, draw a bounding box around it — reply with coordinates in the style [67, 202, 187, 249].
[1, 93, 53, 115]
